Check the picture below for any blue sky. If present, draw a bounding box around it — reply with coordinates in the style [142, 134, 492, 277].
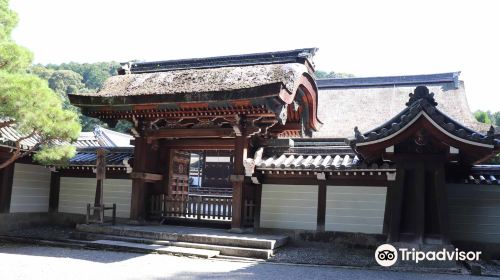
[10, 0, 500, 111]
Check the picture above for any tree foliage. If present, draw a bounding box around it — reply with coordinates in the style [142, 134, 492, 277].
[0, 0, 80, 169]
[30, 61, 134, 133]
[474, 110, 492, 125]
[474, 110, 500, 164]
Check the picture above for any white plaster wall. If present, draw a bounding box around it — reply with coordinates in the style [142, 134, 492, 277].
[59, 177, 132, 218]
[10, 163, 51, 213]
[325, 186, 387, 234]
[260, 184, 318, 230]
[448, 183, 500, 244]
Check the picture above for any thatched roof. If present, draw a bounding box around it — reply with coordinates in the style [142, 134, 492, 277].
[73, 63, 308, 97]
[314, 74, 492, 138]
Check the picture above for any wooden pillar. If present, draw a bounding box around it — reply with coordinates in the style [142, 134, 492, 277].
[48, 172, 60, 213]
[253, 183, 262, 229]
[434, 164, 450, 244]
[0, 163, 15, 213]
[383, 180, 394, 235]
[130, 137, 148, 220]
[414, 162, 425, 244]
[231, 134, 248, 230]
[388, 165, 405, 242]
[316, 173, 327, 232]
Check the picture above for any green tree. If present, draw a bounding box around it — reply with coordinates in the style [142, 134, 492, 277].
[491, 111, 500, 126]
[35, 62, 133, 133]
[474, 110, 492, 124]
[0, 0, 80, 169]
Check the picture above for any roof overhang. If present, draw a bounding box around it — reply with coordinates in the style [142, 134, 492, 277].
[351, 86, 499, 164]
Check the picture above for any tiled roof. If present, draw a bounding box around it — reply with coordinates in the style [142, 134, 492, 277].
[0, 124, 41, 150]
[69, 147, 132, 167]
[74, 126, 133, 148]
[463, 165, 500, 185]
[121, 48, 317, 74]
[66, 126, 134, 167]
[317, 72, 460, 89]
[254, 140, 394, 171]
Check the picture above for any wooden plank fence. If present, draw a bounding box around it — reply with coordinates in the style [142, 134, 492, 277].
[150, 194, 255, 225]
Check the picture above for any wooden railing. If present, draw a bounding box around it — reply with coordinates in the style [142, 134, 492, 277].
[150, 194, 233, 221]
[188, 186, 233, 196]
[86, 203, 116, 225]
[150, 194, 256, 226]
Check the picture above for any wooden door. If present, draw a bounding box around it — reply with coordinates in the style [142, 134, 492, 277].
[167, 150, 191, 200]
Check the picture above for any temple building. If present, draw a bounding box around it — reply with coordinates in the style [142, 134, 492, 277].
[1, 48, 499, 252]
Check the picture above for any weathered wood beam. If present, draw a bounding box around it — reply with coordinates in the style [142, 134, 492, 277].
[145, 128, 234, 139]
[231, 132, 249, 230]
[0, 163, 15, 213]
[163, 139, 234, 149]
[316, 174, 327, 232]
[388, 166, 405, 242]
[414, 162, 425, 244]
[434, 164, 450, 244]
[130, 172, 163, 182]
[48, 172, 60, 213]
[130, 137, 148, 220]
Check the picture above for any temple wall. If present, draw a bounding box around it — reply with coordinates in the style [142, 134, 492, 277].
[447, 183, 500, 244]
[325, 186, 386, 234]
[59, 177, 132, 218]
[260, 184, 318, 230]
[10, 163, 51, 213]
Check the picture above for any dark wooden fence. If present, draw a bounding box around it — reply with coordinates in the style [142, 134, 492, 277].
[150, 194, 255, 226]
[150, 194, 233, 221]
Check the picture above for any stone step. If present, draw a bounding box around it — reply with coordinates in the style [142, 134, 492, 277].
[89, 239, 220, 258]
[76, 224, 288, 250]
[72, 232, 274, 259]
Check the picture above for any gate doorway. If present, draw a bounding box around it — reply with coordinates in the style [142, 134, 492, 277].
[149, 148, 252, 226]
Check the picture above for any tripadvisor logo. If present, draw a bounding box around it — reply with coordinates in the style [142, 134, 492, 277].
[375, 244, 398, 267]
[375, 244, 482, 267]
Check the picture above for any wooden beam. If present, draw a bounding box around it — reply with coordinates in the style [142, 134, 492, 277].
[388, 166, 405, 242]
[434, 164, 450, 244]
[260, 173, 388, 186]
[231, 133, 248, 230]
[316, 177, 327, 232]
[130, 137, 148, 220]
[253, 183, 262, 229]
[57, 170, 129, 179]
[414, 162, 425, 244]
[48, 172, 60, 213]
[0, 163, 14, 213]
[130, 172, 163, 182]
[383, 182, 394, 235]
[163, 139, 234, 149]
[145, 128, 234, 139]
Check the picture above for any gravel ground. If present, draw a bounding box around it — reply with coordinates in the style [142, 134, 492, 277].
[0, 244, 493, 280]
[269, 242, 472, 274]
[4, 226, 500, 277]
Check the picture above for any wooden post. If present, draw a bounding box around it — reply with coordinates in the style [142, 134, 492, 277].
[388, 165, 405, 242]
[48, 172, 60, 213]
[316, 173, 327, 232]
[383, 180, 394, 235]
[93, 148, 106, 219]
[414, 162, 425, 244]
[231, 133, 248, 230]
[130, 137, 148, 220]
[253, 183, 262, 229]
[0, 163, 15, 213]
[434, 164, 450, 244]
